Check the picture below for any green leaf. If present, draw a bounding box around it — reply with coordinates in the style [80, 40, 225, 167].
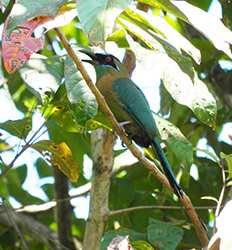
[6, 0, 68, 34]
[132, 240, 154, 250]
[171, 1, 232, 59]
[159, 54, 217, 127]
[4, 165, 43, 204]
[117, 14, 197, 80]
[0, 139, 12, 152]
[64, 56, 98, 125]
[137, 0, 188, 21]
[140, 0, 232, 59]
[20, 55, 64, 101]
[107, 28, 130, 47]
[121, 8, 201, 64]
[147, 218, 183, 250]
[42, 84, 86, 133]
[31, 140, 80, 182]
[154, 114, 193, 166]
[35, 158, 53, 178]
[77, 0, 131, 43]
[0, 117, 32, 139]
[220, 152, 232, 179]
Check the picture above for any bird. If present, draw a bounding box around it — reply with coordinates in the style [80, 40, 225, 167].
[80, 50, 183, 198]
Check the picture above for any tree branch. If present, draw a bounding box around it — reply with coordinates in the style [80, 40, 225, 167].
[54, 168, 75, 250]
[82, 129, 116, 250]
[108, 205, 217, 217]
[54, 28, 209, 247]
[3, 203, 29, 250]
[0, 206, 60, 249]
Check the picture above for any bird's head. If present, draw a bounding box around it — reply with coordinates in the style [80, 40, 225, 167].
[80, 50, 121, 72]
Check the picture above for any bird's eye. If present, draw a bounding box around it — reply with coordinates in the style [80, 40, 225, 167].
[105, 56, 112, 63]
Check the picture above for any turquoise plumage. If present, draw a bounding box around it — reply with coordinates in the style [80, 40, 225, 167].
[81, 50, 183, 198]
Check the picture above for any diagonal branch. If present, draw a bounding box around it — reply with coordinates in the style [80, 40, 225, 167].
[0, 206, 60, 249]
[54, 28, 209, 247]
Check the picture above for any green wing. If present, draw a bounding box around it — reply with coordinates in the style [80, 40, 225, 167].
[112, 78, 157, 138]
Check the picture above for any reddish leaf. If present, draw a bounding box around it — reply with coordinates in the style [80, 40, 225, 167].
[2, 17, 49, 73]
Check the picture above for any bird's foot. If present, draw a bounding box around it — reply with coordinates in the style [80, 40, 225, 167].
[118, 121, 131, 129]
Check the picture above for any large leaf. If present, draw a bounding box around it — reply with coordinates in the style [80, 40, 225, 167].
[116, 17, 217, 126]
[31, 140, 80, 182]
[42, 84, 87, 133]
[154, 114, 193, 166]
[77, 0, 131, 43]
[139, 0, 232, 59]
[172, 1, 232, 59]
[121, 8, 201, 64]
[117, 16, 196, 79]
[158, 53, 217, 127]
[147, 218, 183, 250]
[20, 54, 64, 101]
[6, 0, 68, 33]
[221, 152, 232, 180]
[64, 56, 98, 125]
[0, 117, 32, 139]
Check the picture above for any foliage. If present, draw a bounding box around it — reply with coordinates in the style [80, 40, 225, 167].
[0, 0, 232, 249]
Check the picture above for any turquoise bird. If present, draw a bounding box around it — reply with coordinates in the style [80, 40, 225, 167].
[80, 50, 183, 198]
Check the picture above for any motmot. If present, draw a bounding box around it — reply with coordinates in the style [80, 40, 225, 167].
[80, 50, 183, 198]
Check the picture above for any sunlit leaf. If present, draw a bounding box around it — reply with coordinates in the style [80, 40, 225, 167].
[42, 84, 87, 133]
[221, 152, 232, 180]
[20, 54, 64, 101]
[6, 0, 68, 33]
[31, 140, 80, 182]
[147, 218, 183, 250]
[77, 0, 131, 43]
[0, 117, 31, 139]
[139, 0, 232, 59]
[171, 1, 232, 59]
[121, 8, 201, 63]
[158, 53, 217, 126]
[107, 29, 130, 47]
[132, 240, 154, 250]
[0, 139, 12, 152]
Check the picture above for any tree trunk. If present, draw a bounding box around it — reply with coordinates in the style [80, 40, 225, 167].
[83, 129, 115, 250]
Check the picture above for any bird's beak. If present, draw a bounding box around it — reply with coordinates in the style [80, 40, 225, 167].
[79, 49, 97, 65]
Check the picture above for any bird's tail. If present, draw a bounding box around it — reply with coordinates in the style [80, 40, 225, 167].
[151, 138, 183, 198]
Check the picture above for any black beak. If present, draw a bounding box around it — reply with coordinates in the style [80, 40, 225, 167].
[79, 49, 97, 64]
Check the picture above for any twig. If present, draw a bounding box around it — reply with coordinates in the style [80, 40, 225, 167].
[108, 205, 218, 217]
[2, 0, 15, 23]
[0, 120, 47, 177]
[16, 182, 91, 213]
[54, 28, 209, 247]
[213, 160, 226, 233]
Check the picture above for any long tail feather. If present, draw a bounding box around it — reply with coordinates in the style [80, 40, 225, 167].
[151, 138, 183, 198]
